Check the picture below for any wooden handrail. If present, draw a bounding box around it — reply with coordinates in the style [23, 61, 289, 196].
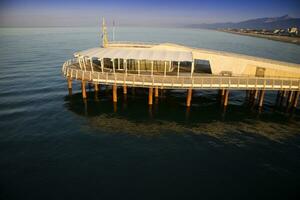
[62, 59, 300, 90]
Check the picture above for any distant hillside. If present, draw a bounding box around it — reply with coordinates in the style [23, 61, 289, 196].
[187, 15, 300, 30]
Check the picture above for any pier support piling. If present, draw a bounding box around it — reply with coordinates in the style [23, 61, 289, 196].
[68, 78, 72, 89]
[113, 102, 117, 113]
[293, 91, 299, 108]
[67, 78, 72, 95]
[155, 86, 159, 98]
[148, 87, 153, 105]
[81, 81, 87, 99]
[258, 90, 265, 107]
[113, 84, 117, 103]
[221, 89, 225, 96]
[123, 84, 127, 95]
[94, 83, 99, 91]
[224, 90, 229, 107]
[283, 90, 287, 97]
[186, 88, 192, 107]
[254, 90, 258, 100]
[287, 91, 294, 107]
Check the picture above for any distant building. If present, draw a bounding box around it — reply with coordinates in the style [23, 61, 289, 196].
[273, 29, 280, 34]
[288, 27, 299, 35]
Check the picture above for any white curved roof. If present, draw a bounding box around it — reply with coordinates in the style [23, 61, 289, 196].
[74, 47, 193, 62]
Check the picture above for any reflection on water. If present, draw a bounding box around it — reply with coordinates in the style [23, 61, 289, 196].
[1, 27, 300, 199]
[64, 88, 300, 142]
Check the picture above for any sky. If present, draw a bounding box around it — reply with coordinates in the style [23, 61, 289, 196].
[0, 0, 299, 27]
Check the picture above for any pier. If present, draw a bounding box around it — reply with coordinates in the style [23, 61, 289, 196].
[62, 19, 300, 109]
[62, 57, 300, 108]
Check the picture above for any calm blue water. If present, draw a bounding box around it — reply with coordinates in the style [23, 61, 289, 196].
[0, 27, 300, 200]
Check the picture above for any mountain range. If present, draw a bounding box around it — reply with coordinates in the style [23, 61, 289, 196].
[187, 15, 300, 30]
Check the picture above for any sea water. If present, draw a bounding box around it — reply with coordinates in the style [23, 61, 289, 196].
[0, 27, 300, 199]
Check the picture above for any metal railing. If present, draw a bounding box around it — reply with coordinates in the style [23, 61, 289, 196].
[62, 59, 300, 91]
[108, 41, 158, 46]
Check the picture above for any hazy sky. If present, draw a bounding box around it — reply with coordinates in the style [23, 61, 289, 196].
[0, 0, 299, 27]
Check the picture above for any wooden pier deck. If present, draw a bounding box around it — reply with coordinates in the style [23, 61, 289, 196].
[63, 58, 300, 91]
[62, 58, 300, 109]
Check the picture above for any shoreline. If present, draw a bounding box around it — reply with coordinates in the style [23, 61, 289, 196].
[220, 30, 300, 46]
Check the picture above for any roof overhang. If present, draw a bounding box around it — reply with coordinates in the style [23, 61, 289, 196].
[74, 47, 193, 62]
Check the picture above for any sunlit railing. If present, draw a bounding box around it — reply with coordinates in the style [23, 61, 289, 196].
[62, 59, 300, 90]
[108, 41, 158, 46]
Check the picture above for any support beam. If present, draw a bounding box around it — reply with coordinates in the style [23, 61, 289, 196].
[83, 57, 87, 71]
[186, 88, 192, 107]
[81, 81, 87, 99]
[224, 90, 229, 107]
[221, 89, 225, 96]
[164, 61, 167, 77]
[155, 86, 159, 98]
[100, 59, 104, 73]
[148, 87, 153, 105]
[123, 84, 127, 95]
[83, 99, 87, 116]
[67, 78, 72, 95]
[219, 89, 225, 104]
[112, 58, 115, 74]
[283, 90, 287, 97]
[78, 57, 83, 70]
[254, 90, 258, 99]
[293, 91, 299, 108]
[287, 91, 294, 106]
[125, 59, 127, 75]
[191, 61, 194, 77]
[94, 83, 99, 91]
[138, 60, 140, 75]
[258, 90, 265, 107]
[151, 61, 154, 76]
[113, 103, 117, 113]
[67, 78, 72, 89]
[112, 84, 117, 103]
[90, 58, 94, 72]
[177, 62, 180, 77]
[94, 86, 99, 102]
[220, 89, 225, 104]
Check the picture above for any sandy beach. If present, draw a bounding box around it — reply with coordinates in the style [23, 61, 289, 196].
[221, 30, 300, 45]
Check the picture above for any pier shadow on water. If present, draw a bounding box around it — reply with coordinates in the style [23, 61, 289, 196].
[64, 87, 300, 142]
[61, 87, 300, 200]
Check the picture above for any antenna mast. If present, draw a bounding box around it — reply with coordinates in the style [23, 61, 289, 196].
[113, 20, 115, 41]
[102, 17, 108, 47]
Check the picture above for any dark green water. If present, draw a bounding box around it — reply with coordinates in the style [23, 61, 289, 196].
[0, 27, 300, 200]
